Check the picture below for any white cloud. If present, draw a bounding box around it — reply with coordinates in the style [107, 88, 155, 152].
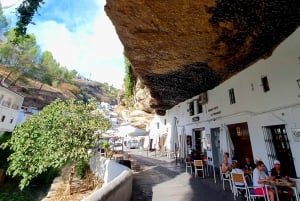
[0, 0, 22, 8]
[27, 0, 125, 89]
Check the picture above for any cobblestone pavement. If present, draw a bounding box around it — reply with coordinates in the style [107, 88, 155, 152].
[127, 149, 238, 201]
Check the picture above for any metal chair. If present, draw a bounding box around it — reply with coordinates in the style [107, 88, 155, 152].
[220, 166, 232, 191]
[185, 158, 193, 174]
[247, 186, 268, 201]
[231, 172, 249, 201]
[194, 160, 205, 178]
[289, 177, 300, 201]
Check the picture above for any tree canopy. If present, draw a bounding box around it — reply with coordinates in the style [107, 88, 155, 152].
[1, 98, 111, 189]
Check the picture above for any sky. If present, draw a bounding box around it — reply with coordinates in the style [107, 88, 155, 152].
[1, 0, 125, 89]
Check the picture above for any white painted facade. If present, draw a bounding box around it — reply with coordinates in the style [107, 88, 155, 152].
[149, 28, 300, 176]
[0, 85, 24, 133]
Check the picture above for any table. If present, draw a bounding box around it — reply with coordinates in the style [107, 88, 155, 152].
[265, 180, 299, 201]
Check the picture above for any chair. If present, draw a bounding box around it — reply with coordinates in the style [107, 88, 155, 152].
[185, 157, 193, 174]
[231, 172, 249, 201]
[220, 166, 232, 191]
[194, 160, 205, 178]
[289, 177, 300, 201]
[247, 186, 268, 201]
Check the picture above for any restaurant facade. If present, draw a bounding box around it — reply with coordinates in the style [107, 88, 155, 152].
[147, 28, 300, 177]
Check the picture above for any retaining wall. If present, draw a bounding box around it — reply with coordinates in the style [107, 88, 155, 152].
[82, 154, 132, 201]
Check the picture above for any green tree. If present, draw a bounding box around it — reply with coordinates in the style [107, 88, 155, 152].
[1, 98, 111, 189]
[0, 29, 39, 83]
[14, 0, 45, 37]
[124, 56, 135, 107]
[38, 51, 61, 85]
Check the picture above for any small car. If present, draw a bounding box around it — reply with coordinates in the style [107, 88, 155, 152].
[126, 139, 139, 149]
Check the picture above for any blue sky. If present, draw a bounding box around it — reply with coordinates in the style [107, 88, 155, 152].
[1, 0, 125, 89]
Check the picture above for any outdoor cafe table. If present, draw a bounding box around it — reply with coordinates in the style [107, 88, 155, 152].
[265, 179, 299, 201]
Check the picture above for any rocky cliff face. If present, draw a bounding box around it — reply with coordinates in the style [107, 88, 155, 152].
[105, 0, 300, 115]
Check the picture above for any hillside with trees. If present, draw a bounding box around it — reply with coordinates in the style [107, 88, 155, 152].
[0, 7, 119, 109]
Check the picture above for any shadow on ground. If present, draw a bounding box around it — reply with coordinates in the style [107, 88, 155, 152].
[130, 153, 236, 201]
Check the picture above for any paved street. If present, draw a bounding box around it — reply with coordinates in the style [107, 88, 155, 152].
[126, 149, 236, 201]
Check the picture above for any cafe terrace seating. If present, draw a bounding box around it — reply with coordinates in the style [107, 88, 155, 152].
[247, 186, 268, 201]
[231, 172, 249, 201]
[220, 166, 232, 191]
[194, 160, 205, 178]
[289, 177, 300, 198]
[185, 158, 193, 174]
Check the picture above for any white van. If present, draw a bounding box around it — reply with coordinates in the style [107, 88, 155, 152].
[126, 139, 139, 149]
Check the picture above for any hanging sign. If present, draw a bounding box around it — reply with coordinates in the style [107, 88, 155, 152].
[291, 128, 300, 142]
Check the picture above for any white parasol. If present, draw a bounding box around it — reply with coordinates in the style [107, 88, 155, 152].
[219, 124, 235, 159]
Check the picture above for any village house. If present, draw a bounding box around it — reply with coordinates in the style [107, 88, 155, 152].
[0, 84, 24, 135]
[148, 28, 300, 177]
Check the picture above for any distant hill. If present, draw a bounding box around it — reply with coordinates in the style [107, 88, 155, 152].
[0, 65, 120, 109]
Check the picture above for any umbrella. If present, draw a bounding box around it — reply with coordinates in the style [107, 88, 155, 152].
[117, 124, 148, 137]
[178, 126, 187, 160]
[220, 124, 235, 159]
[168, 117, 179, 152]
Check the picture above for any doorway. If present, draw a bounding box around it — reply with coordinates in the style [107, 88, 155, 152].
[227, 122, 254, 167]
[263, 125, 296, 177]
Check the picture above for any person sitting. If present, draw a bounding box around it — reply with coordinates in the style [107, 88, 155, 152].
[255, 156, 269, 176]
[253, 161, 275, 201]
[224, 152, 233, 166]
[270, 160, 293, 201]
[221, 158, 231, 178]
[231, 161, 246, 197]
[244, 156, 256, 172]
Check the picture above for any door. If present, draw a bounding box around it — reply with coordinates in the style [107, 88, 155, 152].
[263, 125, 296, 177]
[228, 122, 254, 168]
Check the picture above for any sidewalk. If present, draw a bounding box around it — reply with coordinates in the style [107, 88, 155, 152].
[126, 149, 236, 201]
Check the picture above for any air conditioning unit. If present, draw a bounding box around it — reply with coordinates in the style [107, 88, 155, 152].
[198, 92, 208, 104]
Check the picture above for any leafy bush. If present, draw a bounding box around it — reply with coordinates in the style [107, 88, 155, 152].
[31, 167, 59, 185]
[76, 159, 89, 179]
[0, 192, 31, 201]
[0, 132, 12, 170]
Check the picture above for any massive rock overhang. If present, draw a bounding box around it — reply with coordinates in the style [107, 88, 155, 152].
[105, 0, 300, 115]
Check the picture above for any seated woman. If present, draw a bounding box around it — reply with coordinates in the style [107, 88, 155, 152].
[221, 158, 231, 178]
[231, 161, 246, 197]
[252, 161, 275, 201]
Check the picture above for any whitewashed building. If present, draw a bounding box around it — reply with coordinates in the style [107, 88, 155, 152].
[0, 85, 24, 134]
[149, 28, 300, 177]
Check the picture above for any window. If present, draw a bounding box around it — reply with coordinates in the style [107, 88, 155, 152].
[197, 102, 203, 114]
[229, 88, 236, 104]
[10, 118, 14, 124]
[164, 119, 166, 125]
[189, 102, 194, 116]
[261, 76, 270, 92]
[1, 115, 5, 122]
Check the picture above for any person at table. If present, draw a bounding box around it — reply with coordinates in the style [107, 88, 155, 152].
[221, 158, 231, 178]
[253, 161, 276, 201]
[255, 156, 269, 176]
[244, 156, 256, 172]
[224, 152, 232, 166]
[270, 159, 293, 201]
[231, 161, 247, 197]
